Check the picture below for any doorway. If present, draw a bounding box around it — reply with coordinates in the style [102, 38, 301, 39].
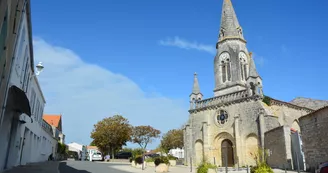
[221, 139, 234, 167]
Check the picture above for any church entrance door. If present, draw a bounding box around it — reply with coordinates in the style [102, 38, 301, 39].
[221, 139, 234, 167]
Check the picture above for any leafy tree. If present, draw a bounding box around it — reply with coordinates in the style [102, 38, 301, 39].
[90, 140, 96, 146]
[131, 125, 161, 169]
[160, 128, 184, 153]
[131, 125, 161, 150]
[90, 115, 132, 158]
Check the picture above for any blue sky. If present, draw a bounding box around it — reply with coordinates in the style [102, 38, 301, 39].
[32, 0, 328, 149]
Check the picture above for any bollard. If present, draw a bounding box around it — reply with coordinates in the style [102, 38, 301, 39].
[247, 165, 249, 173]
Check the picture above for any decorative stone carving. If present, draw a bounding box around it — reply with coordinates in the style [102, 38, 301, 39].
[237, 26, 243, 37]
[220, 28, 225, 39]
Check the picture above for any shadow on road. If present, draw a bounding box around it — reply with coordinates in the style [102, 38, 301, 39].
[59, 162, 91, 173]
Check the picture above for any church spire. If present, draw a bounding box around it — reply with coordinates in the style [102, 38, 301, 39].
[192, 72, 201, 95]
[190, 72, 203, 109]
[248, 52, 260, 78]
[218, 0, 245, 42]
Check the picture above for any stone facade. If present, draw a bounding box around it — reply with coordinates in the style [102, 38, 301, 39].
[265, 126, 291, 169]
[299, 106, 328, 171]
[184, 0, 314, 168]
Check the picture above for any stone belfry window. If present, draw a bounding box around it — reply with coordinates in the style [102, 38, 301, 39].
[239, 52, 248, 81]
[219, 52, 232, 83]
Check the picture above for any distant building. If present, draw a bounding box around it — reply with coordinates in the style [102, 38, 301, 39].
[43, 114, 65, 144]
[299, 106, 328, 172]
[67, 142, 87, 161]
[87, 146, 101, 155]
[169, 148, 184, 159]
[86, 146, 102, 161]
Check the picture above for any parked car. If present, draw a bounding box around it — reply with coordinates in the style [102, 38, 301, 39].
[319, 162, 328, 173]
[67, 151, 79, 161]
[92, 152, 103, 161]
[114, 152, 132, 159]
[145, 153, 160, 158]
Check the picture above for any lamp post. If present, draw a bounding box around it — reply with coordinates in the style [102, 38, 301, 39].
[29, 62, 44, 80]
[35, 62, 44, 76]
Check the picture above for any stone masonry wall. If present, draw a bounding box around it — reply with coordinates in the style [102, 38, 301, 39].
[265, 126, 291, 169]
[299, 107, 328, 171]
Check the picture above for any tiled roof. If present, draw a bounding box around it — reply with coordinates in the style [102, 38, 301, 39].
[43, 114, 61, 129]
[87, 146, 99, 150]
[299, 105, 328, 120]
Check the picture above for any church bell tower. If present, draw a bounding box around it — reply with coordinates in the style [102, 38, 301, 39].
[214, 0, 262, 97]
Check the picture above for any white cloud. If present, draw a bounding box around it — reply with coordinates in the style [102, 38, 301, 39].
[33, 38, 188, 148]
[159, 36, 216, 54]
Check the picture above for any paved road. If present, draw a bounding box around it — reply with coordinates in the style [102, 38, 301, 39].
[59, 161, 133, 173]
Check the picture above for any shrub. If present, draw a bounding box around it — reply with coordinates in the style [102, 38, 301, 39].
[262, 96, 272, 106]
[167, 155, 177, 160]
[251, 163, 273, 173]
[135, 155, 143, 164]
[250, 149, 273, 173]
[145, 157, 155, 162]
[129, 158, 133, 163]
[154, 156, 169, 166]
[197, 162, 217, 173]
[132, 148, 145, 159]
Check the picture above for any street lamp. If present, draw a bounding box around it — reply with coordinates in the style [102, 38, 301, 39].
[35, 62, 44, 76]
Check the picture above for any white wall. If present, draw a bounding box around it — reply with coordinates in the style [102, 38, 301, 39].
[67, 143, 87, 161]
[169, 148, 184, 159]
[0, 2, 55, 170]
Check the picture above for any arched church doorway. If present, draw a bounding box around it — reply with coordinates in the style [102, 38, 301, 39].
[221, 139, 234, 167]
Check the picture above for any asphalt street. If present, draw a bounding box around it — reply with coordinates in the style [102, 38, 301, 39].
[58, 161, 132, 173]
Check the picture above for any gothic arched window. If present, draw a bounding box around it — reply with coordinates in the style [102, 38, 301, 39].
[239, 52, 248, 81]
[219, 52, 231, 83]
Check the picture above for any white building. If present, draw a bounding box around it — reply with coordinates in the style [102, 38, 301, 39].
[0, 1, 56, 171]
[169, 148, 184, 159]
[67, 142, 87, 161]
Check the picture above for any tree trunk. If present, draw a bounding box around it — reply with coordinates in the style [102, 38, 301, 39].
[111, 147, 114, 159]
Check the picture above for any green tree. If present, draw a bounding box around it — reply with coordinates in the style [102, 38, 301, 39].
[131, 125, 161, 169]
[90, 140, 96, 146]
[160, 128, 184, 153]
[131, 125, 161, 150]
[90, 115, 132, 158]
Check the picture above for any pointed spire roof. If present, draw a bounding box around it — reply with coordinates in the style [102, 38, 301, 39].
[218, 0, 245, 41]
[192, 72, 201, 95]
[248, 52, 260, 78]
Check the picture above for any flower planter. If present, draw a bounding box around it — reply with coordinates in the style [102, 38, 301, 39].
[136, 163, 143, 169]
[169, 160, 176, 166]
[155, 163, 169, 173]
[146, 162, 155, 167]
[135, 163, 147, 169]
[131, 161, 135, 167]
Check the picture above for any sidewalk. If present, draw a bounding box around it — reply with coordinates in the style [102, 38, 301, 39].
[108, 163, 310, 173]
[2, 161, 59, 173]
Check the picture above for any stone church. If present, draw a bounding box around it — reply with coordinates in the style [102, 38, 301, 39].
[183, 0, 317, 169]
